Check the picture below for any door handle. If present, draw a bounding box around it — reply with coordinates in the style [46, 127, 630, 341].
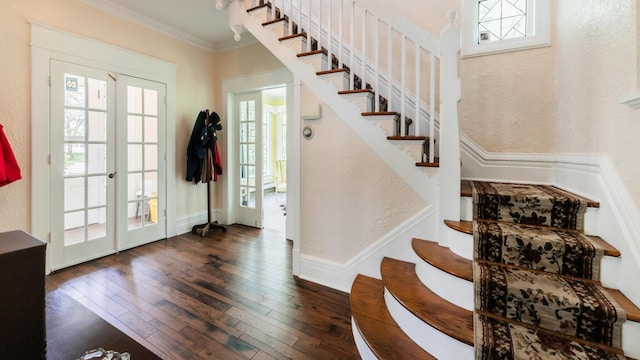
[108, 172, 117, 179]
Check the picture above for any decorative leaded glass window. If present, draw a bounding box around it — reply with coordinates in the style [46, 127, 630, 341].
[478, 0, 528, 42]
[461, 0, 550, 57]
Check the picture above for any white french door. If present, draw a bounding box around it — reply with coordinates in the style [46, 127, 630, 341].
[50, 60, 166, 269]
[235, 92, 263, 228]
[50, 60, 116, 268]
[116, 75, 167, 250]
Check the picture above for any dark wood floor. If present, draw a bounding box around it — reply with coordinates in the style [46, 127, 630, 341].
[45, 225, 359, 359]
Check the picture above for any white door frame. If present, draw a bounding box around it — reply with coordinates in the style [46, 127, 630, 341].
[30, 24, 177, 272]
[220, 69, 300, 270]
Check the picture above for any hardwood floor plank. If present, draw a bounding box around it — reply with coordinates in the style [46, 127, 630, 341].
[46, 225, 358, 359]
[177, 326, 248, 360]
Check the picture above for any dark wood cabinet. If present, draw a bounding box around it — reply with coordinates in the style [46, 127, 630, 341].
[0, 230, 46, 359]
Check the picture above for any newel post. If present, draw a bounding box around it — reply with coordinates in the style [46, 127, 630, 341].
[438, 10, 461, 246]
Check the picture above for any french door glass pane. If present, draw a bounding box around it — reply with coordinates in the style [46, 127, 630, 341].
[87, 144, 106, 174]
[127, 85, 159, 229]
[62, 72, 108, 246]
[128, 115, 143, 142]
[88, 111, 107, 142]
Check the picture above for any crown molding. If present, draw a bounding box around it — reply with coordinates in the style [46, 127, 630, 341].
[82, 0, 220, 51]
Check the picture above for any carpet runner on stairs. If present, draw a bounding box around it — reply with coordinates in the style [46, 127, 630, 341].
[471, 181, 628, 359]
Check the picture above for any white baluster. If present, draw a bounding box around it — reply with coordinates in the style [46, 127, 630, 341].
[327, 0, 332, 70]
[289, 0, 293, 34]
[429, 53, 435, 163]
[298, 0, 302, 36]
[374, 17, 380, 112]
[307, 0, 312, 52]
[339, 0, 343, 69]
[387, 25, 392, 113]
[319, 0, 323, 63]
[361, 8, 367, 90]
[400, 35, 406, 136]
[350, 1, 355, 90]
[415, 43, 421, 137]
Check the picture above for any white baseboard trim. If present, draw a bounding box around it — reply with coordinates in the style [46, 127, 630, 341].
[298, 206, 439, 293]
[461, 139, 640, 306]
[174, 209, 226, 236]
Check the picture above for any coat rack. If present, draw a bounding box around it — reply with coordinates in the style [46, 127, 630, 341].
[192, 181, 227, 236]
[188, 109, 227, 236]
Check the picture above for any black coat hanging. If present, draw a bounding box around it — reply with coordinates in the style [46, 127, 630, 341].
[187, 109, 227, 236]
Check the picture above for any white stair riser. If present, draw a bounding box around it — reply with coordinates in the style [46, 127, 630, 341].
[384, 289, 473, 360]
[281, 37, 307, 53]
[415, 260, 473, 311]
[264, 21, 288, 38]
[446, 226, 474, 260]
[300, 54, 327, 73]
[460, 196, 473, 221]
[319, 72, 349, 92]
[388, 140, 424, 163]
[367, 115, 397, 136]
[623, 320, 640, 359]
[340, 92, 373, 113]
[248, 6, 270, 23]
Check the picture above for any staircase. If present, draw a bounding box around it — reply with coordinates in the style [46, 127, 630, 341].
[235, 0, 460, 215]
[351, 181, 640, 359]
[230, 0, 640, 358]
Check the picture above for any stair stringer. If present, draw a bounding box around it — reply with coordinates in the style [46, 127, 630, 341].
[239, 8, 440, 205]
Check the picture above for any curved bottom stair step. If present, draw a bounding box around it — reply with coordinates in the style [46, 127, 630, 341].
[350, 274, 434, 359]
[381, 257, 474, 345]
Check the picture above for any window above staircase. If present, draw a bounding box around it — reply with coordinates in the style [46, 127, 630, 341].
[461, 0, 551, 57]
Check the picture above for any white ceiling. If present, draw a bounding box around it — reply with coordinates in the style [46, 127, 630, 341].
[82, 0, 256, 51]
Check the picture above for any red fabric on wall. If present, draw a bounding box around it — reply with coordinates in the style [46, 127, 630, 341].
[0, 124, 22, 187]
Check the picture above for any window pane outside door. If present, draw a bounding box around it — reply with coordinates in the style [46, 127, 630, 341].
[126, 86, 159, 230]
[63, 73, 108, 245]
[239, 99, 257, 209]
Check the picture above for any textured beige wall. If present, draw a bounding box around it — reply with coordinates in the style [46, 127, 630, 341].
[555, 0, 640, 200]
[0, 0, 217, 232]
[300, 86, 426, 262]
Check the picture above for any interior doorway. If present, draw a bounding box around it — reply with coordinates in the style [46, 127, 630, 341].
[261, 87, 287, 234]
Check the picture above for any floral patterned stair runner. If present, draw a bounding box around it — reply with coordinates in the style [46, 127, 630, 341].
[475, 313, 626, 360]
[474, 221, 604, 279]
[471, 181, 627, 359]
[474, 262, 626, 347]
[472, 182, 588, 230]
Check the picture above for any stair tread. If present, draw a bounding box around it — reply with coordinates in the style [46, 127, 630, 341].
[246, 3, 270, 13]
[476, 261, 636, 332]
[262, 17, 287, 26]
[607, 289, 640, 322]
[387, 135, 427, 141]
[361, 111, 400, 117]
[551, 185, 600, 208]
[350, 274, 435, 360]
[412, 238, 472, 281]
[381, 257, 474, 345]
[461, 179, 473, 197]
[587, 234, 621, 257]
[415, 162, 439, 168]
[279, 33, 305, 41]
[337, 89, 373, 95]
[466, 180, 600, 208]
[316, 68, 348, 76]
[444, 219, 472, 234]
[296, 49, 327, 57]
